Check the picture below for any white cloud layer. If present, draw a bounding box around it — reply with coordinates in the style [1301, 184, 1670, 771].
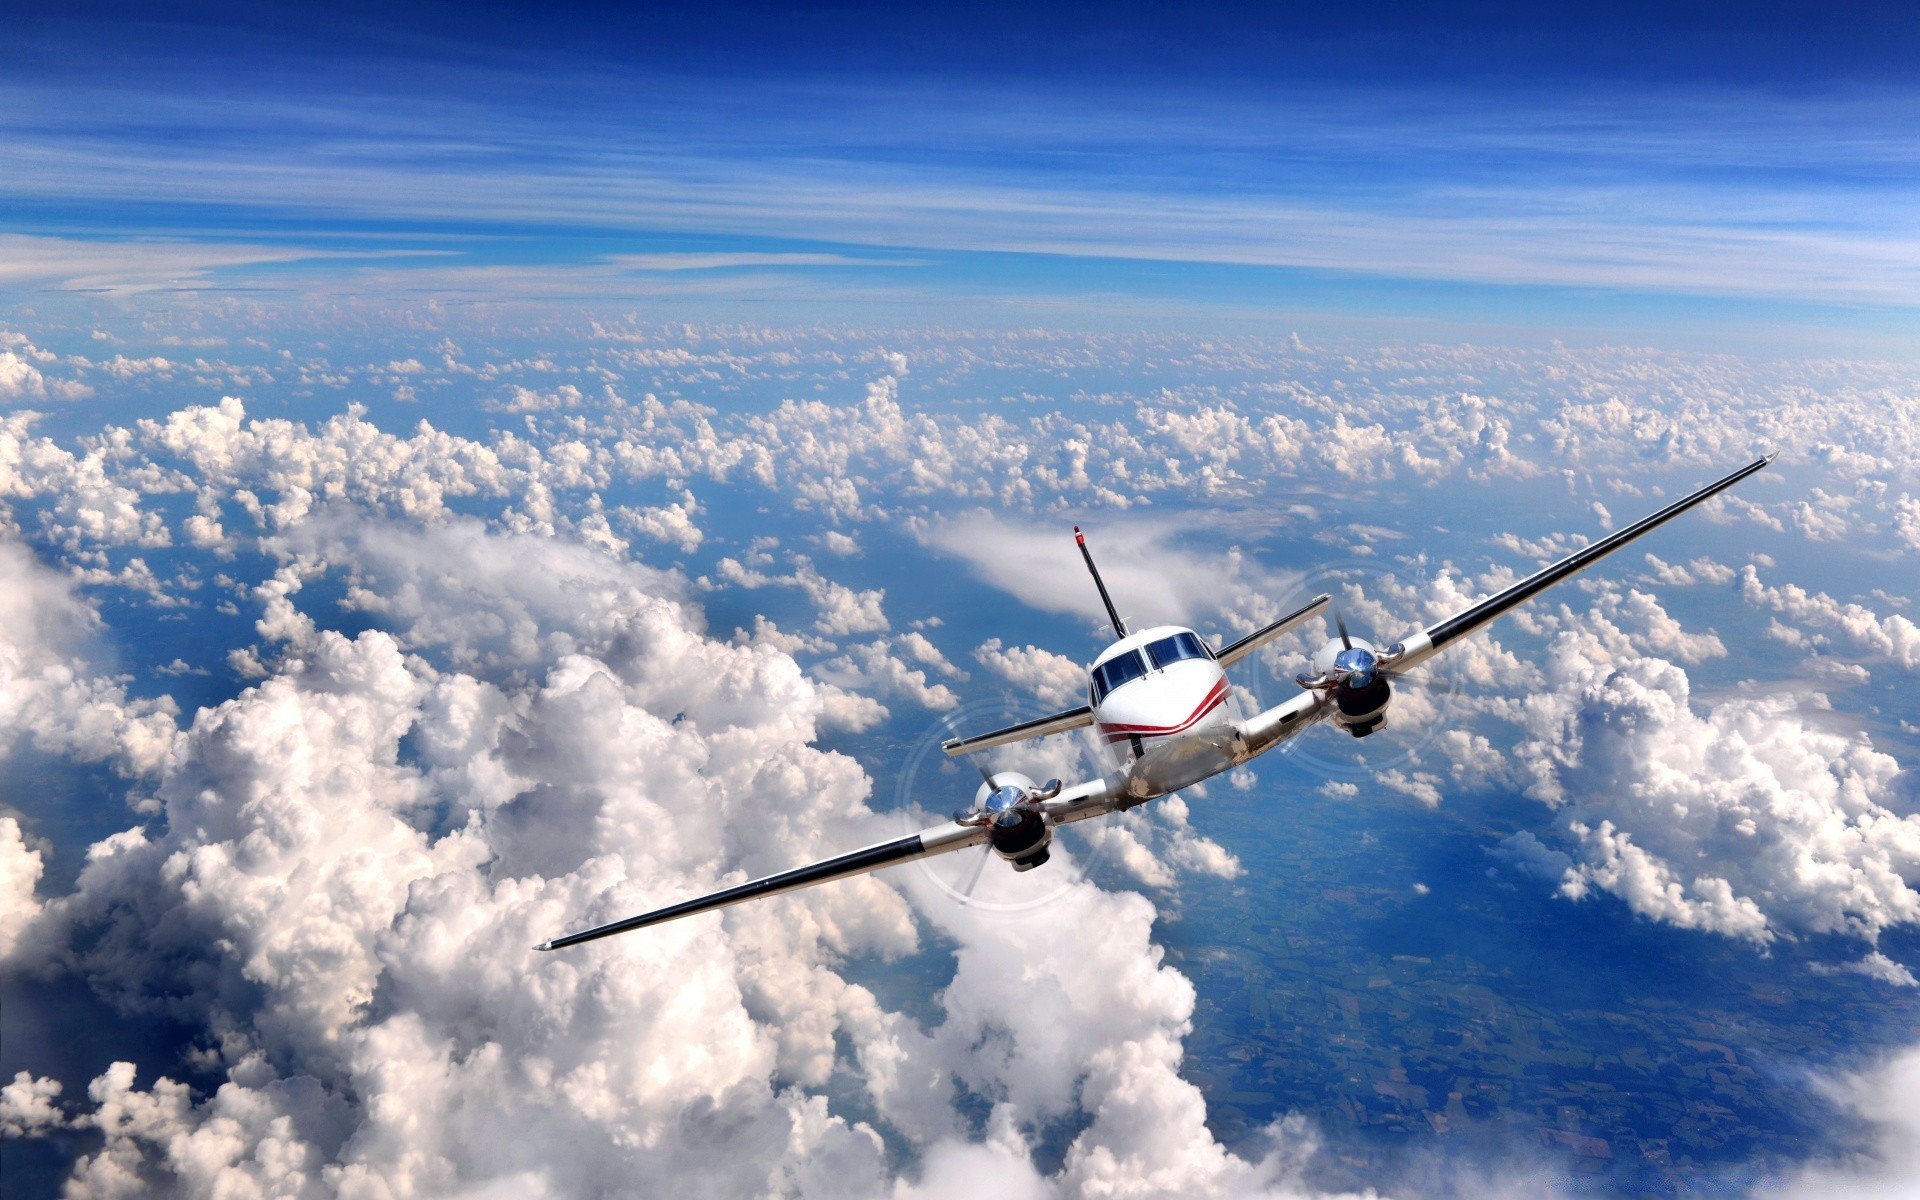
[9, 507, 1360, 1199]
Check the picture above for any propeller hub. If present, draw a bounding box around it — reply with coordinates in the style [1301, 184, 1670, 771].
[986, 784, 1028, 826]
[1333, 646, 1378, 688]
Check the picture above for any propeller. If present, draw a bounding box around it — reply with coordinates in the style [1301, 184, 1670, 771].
[951, 770, 1063, 827]
[956, 843, 992, 903]
[947, 757, 1060, 902]
[1295, 603, 1386, 691]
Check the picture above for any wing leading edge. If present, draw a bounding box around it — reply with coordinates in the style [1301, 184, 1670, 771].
[538, 776, 1126, 950]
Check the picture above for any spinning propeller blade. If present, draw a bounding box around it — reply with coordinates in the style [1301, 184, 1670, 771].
[957, 843, 992, 903]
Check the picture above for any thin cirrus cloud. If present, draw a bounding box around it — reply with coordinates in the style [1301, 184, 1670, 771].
[4, 59, 1920, 313]
[606, 252, 921, 271]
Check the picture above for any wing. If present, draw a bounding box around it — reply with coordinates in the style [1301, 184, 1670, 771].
[1216, 593, 1332, 668]
[537, 773, 1128, 950]
[942, 706, 1092, 756]
[1387, 454, 1774, 673]
[537, 818, 989, 950]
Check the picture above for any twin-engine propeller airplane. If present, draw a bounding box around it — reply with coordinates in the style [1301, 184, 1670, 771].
[539, 455, 1774, 951]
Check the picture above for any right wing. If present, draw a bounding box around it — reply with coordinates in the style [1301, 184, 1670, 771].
[537, 818, 988, 950]
[537, 774, 1126, 950]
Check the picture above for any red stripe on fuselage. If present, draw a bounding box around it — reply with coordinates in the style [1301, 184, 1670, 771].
[1097, 678, 1229, 744]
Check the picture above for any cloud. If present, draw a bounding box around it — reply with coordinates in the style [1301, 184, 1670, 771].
[1811, 953, 1919, 988]
[920, 511, 1307, 637]
[0, 817, 48, 967]
[606, 252, 916, 271]
[0, 234, 439, 296]
[0, 349, 91, 402]
[706, 553, 890, 638]
[2, 414, 172, 551]
[972, 638, 1087, 709]
[1530, 654, 1920, 947]
[1760, 1044, 1920, 1199]
[812, 638, 961, 712]
[0, 539, 180, 777]
[272, 511, 690, 675]
[1741, 566, 1920, 671]
[8, 322, 1920, 1196]
[13, 506, 1357, 1198]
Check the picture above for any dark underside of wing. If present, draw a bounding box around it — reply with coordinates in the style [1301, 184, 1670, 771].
[538, 833, 928, 951]
[1421, 454, 1774, 653]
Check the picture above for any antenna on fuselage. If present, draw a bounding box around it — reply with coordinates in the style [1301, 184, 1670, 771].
[1074, 526, 1128, 638]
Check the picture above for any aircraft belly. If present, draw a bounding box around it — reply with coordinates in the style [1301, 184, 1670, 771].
[1130, 724, 1240, 796]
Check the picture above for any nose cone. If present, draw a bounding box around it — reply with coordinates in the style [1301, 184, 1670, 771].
[1096, 657, 1231, 747]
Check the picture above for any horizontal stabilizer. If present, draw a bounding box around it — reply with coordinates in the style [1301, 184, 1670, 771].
[942, 705, 1093, 757]
[1216, 593, 1332, 669]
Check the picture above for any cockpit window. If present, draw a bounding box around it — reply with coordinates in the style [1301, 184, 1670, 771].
[1145, 632, 1212, 669]
[1090, 651, 1148, 705]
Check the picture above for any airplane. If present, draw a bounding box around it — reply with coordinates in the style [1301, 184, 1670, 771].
[538, 454, 1774, 951]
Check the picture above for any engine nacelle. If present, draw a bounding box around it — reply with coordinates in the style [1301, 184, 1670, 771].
[1334, 674, 1391, 738]
[973, 771, 1054, 870]
[989, 809, 1053, 870]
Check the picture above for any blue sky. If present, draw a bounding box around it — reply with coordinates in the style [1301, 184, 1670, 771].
[4, 1, 1920, 350]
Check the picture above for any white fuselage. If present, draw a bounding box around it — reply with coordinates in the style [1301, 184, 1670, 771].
[1088, 625, 1244, 795]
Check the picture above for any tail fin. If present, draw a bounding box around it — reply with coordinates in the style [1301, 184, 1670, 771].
[1075, 526, 1127, 637]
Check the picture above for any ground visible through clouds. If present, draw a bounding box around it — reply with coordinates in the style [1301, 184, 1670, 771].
[2, 312, 1918, 1198]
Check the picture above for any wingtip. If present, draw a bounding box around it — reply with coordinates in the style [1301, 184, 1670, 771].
[1761, 450, 1779, 465]
[534, 940, 555, 952]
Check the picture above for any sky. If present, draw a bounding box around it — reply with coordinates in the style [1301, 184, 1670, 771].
[4, 1, 1920, 351]
[4, 5, 1920, 1199]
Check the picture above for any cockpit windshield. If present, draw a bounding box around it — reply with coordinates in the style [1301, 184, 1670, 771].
[1089, 651, 1148, 705]
[1145, 631, 1212, 669]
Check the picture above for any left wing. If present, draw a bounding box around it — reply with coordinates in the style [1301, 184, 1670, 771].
[1383, 454, 1774, 674]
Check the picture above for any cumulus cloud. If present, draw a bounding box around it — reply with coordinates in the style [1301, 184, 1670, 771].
[1, 414, 172, 551]
[272, 511, 690, 675]
[1524, 655, 1919, 947]
[812, 638, 961, 712]
[0, 816, 47, 966]
[1741, 566, 1920, 671]
[0, 539, 180, 776]
[972, 638, 1088, 709]
[13, 506, 1353, 1199]
[0, 349, 92, 402]
[706, 553, 890, 638]
[11, 322, 1920, 1197]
